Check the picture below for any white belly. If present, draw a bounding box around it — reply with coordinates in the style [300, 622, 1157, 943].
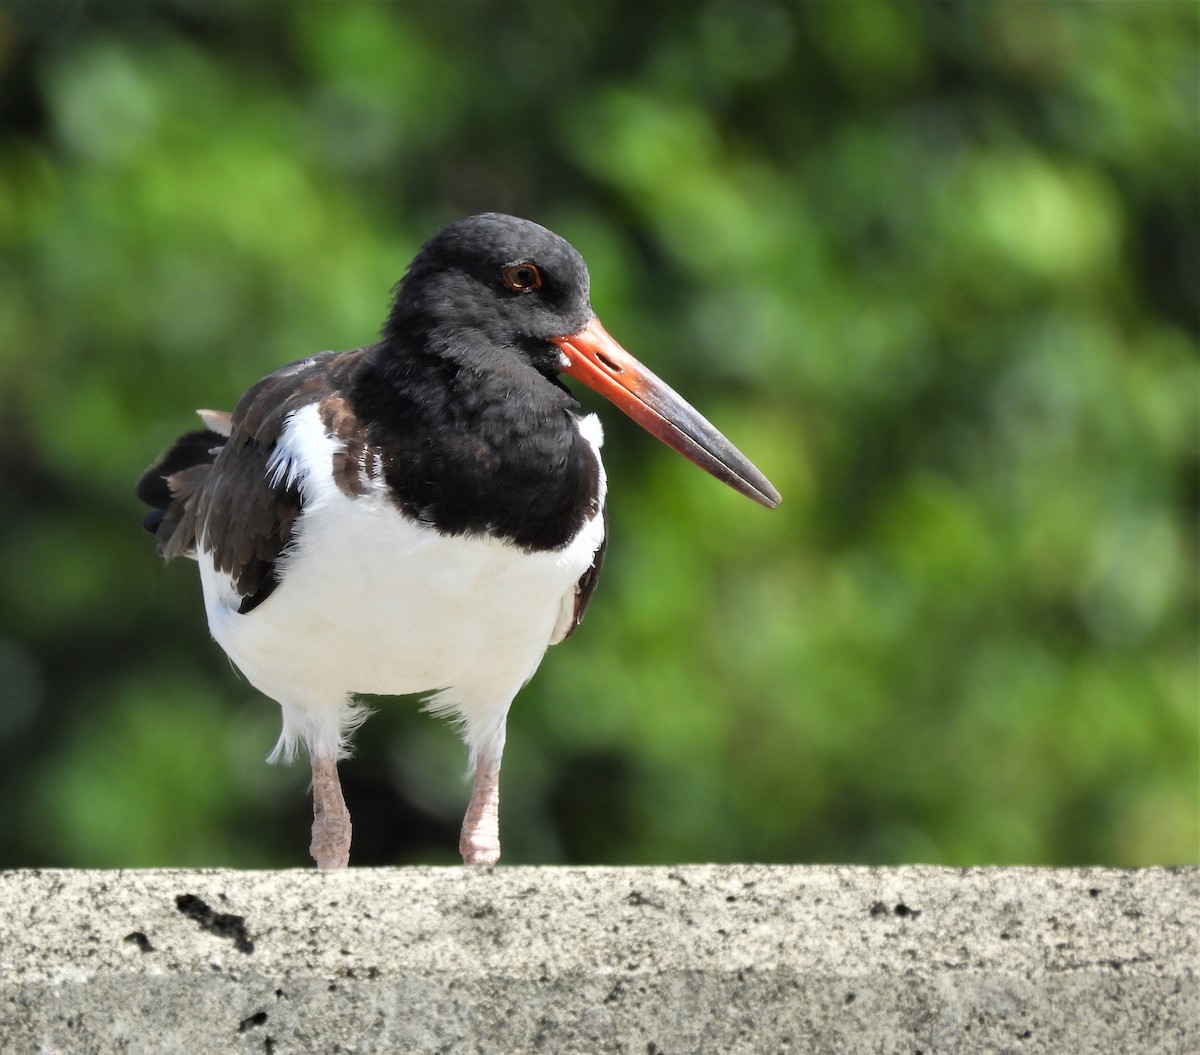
[198, 403, 605, 767]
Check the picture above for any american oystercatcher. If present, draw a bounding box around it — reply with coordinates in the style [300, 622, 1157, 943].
[138, 213, 780, 868]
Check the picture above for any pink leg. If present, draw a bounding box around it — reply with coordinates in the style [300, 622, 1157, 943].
[310, 754, 351, 869]
[459, 761, 501, 867]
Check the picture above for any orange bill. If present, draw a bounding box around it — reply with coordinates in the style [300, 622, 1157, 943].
[552, 317, 781, 509]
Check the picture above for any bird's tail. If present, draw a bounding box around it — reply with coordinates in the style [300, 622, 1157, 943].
[136, 409, 232, 560]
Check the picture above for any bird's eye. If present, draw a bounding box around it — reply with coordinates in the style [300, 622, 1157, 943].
[500, 263, 543, 293]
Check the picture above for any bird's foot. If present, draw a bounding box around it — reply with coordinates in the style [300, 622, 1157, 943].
[459, 828, 501, 867]
[310, 754, 351, 869]
[459, 763, 501, 867]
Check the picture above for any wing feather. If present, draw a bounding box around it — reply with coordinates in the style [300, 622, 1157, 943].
[138, 346, 379, 613]
[557, 505, 608, 642]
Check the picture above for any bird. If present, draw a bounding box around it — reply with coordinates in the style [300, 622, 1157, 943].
[137, 213, 780, 869]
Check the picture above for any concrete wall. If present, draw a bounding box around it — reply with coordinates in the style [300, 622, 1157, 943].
[1, 866, 1195, 1054]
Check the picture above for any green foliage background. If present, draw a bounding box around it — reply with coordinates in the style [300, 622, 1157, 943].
[0, 1, 1195, 868]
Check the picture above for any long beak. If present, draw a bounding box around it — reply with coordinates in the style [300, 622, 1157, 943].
[551, 317, 781, 509]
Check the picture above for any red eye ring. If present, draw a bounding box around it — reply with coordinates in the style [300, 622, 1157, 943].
[500, 263, 543, 292]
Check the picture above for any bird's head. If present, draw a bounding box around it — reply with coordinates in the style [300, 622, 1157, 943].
[386, 212, 592, 378]
[385, 213, 781, 509]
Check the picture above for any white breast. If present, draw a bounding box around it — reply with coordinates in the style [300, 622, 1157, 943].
[198, 403, 606, 769]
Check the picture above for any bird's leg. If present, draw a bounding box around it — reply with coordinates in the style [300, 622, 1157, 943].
[459, 759, 501, 867]
[309, 753, 351, 869]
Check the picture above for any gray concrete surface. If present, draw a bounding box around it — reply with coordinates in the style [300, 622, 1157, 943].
[0, 866, 1195, 1054]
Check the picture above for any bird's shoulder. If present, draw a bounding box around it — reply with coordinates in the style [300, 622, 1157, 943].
[195, 345, 380, 612]
[229, 346, 374, 450]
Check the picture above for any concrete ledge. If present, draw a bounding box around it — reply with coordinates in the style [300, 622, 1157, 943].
[1, 866, 1195, 1054]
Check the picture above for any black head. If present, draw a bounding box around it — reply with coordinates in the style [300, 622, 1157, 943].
[380, 212, 782, 511]
[384, 213, 594, 376]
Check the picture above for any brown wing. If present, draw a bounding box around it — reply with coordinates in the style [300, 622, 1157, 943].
[139, 346, 380, 614]
[136, 424, 230, 554]
[561, 504, 608, 639]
